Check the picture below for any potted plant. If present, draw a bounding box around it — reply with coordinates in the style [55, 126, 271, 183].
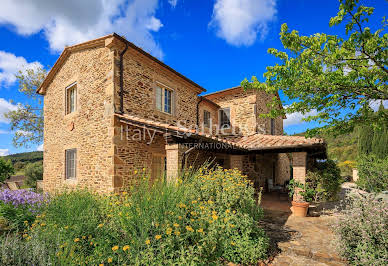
[287, 179, 315, 217]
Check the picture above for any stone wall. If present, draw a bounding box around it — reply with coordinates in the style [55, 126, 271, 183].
[204, 88, 284, 136]
[43, 46, 115, 193]
[114, 43, 201, 128]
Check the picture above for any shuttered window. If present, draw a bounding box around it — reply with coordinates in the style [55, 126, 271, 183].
[204, 110, 211, 127]
[219, 107, 231, 128]
[156, 84, 173, 114]
[152, 154, 166, 180]
[66, 83, 77, 114]
[65, 149, 77, 179]
[271, 118, 275, 135]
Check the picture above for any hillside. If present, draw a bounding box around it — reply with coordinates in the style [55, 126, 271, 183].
[1, 151, 43, 175]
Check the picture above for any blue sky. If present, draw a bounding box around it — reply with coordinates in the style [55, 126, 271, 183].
[0, 0, 386, 155]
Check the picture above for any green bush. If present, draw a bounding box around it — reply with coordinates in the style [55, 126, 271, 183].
[357, 154, 388, 193]
[0, 158, 14, 183]
[334, 195, 388, 265]
[1, 167, 268, 265]
[24, 162, 43, 188]
[288, 159, 342, 202]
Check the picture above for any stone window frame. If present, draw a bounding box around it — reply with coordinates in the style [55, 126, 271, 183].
[219, 107, 231, 129]
[155, 81, 175, 115]
[65, 82, 77, 115]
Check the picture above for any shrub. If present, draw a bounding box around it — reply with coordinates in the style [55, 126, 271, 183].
[0, 189, 46, 231]
[0, 158, 14, 183]
[24, 162, 43, 188]
[7, 167, 268, 265]
[356, 154, 388, 193]
[334, 195, 388, 265]
[288, 159, 342, 202]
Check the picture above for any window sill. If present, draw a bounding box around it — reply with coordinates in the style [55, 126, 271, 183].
[64, 111, 79, 119]
[64, 178, 78, 186]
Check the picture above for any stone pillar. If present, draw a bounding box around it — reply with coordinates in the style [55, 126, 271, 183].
[292, 152, 307, 202]
[165, 143, 185, 183]
[230, 155, 244, 171]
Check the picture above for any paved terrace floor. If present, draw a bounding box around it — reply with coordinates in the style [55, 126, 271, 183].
[259, 193, 347, 266]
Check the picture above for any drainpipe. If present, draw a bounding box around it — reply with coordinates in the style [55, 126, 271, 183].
[196, 96, 203, 126]
[119, 42, 129, 114]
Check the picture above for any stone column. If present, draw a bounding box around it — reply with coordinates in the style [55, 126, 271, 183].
[230, 155, 244, 171]
[292, 152, 307, 202]
[165, 143, 185, 183]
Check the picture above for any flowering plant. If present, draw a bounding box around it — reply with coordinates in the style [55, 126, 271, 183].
[0, 189, 47, 231]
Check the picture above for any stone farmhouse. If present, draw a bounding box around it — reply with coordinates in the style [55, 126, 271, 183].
[37, 33, 326, 197]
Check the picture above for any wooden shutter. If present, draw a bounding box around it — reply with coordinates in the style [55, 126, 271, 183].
[156, 86, 162, 111]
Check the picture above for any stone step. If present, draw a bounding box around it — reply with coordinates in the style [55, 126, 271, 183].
[278, 242, 347, 265]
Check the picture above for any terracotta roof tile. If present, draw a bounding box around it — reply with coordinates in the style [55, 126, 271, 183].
[234, 134, 325, 150]
[115, 113, 325, 151]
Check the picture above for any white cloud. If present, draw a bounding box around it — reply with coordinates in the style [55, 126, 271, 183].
[146, 16, 163, 31]
[0, 130, 9, 134]
[0, 149, 10, 156]
[369, 100, 388, 112]
[284, 109, 318, 127]
[0, 98, 18, 123]
[0, 0, 164, 58]
[0, 51, 42, 87]
[168, 0, 178, 8]
[209, 0, 277, 46]
[37, 143, 44, 151]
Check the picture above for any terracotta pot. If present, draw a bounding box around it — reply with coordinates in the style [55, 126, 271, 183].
[291, 201, 309, 217]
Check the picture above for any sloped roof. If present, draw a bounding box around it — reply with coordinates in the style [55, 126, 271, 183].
[37, 33, 206, 95]
[234, 134, 325, 151]
[115, 113, 325, 152]
[115, 113, 245, 150]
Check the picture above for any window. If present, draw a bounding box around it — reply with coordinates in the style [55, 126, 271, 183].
[66, 83, 77, 114]
[270, 118, 275, 135]
[219, 107, 231, 128]
[65, 149, 77, 179]
[156, 84, 173, 114]
[152, 154, 166, 180]
[203, 110, 211, 128]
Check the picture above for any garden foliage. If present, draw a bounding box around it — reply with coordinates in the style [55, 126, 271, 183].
[334, 195, 388, 265]
[0, 167, 268, 265]
[356, 154, 388, 193]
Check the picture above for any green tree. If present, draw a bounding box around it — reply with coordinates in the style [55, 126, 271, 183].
[242, 0, 388, 136]
[4, 66, 47, 147]
[24, 161, 43, 188]
[0, 158, 15, 183]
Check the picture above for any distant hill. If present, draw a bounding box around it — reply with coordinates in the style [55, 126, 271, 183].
[1, 151, 43, 175]
[294, 131, 358, 176]
[2, 151, 43, 164]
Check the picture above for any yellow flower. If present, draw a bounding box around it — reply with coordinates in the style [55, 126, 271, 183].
[166, 227, 173, 235]
[155, 235, 162, 240]
[74, 238, 80, 242]
[186, 226, 194, 232]
[123, 245, 130, 251]
[82, 236, 86, 239]
[231, 241, 236, 246]
[112, 245, 119, 251]
[99, 264, 104, 266]
[122, 191, 127, 195]
[178, 216, 182, 220]
[212, 214, 218, 220]
[107, 258, 113, 263]
[142, 167, 146, 171]
[134, 170, 138, 174]
[174, 231, 181, 236]
[64, 226, 69, 229]
[197, 228, 204, 233]
[173, 223, 180, 228]
[23, 234, 28, 238]
[145, 239, 151, 245]
[97, 224, 103, 228]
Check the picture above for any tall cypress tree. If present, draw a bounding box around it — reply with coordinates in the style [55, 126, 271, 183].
[372, 102, 388, 158]
[358, 105, 374, 156]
